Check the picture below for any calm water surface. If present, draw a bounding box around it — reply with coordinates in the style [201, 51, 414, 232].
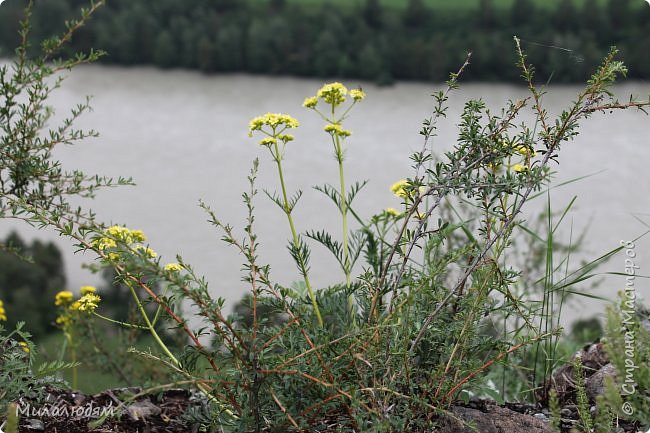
[2, 64, 648, 322]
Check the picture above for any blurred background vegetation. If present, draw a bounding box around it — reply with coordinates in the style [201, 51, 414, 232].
[0, 0, 648, 84]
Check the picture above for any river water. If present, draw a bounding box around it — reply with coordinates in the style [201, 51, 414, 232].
[1, 64, 648, 324]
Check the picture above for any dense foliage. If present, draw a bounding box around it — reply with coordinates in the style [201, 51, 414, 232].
[0, 232, 65, 339]
[1, 0, 649, 83]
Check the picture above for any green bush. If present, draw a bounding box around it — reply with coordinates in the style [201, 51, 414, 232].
[1, 1, 649, 432]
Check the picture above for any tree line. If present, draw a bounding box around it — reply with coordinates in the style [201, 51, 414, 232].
[1, 0, 648, 83]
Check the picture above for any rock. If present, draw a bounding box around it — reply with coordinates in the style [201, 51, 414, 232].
[586, 363, 617, 401]
[125, 399, 161, 422]
[25, 419, 45, 431]
[438, 401, 552, 433]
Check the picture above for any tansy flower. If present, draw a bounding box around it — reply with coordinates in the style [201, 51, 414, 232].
[259, 137, 278, 146]
[0, 300, 6, 321]
[80, 286, 97, 295]
[350, 88, 366, 101]
[164, 262, 183, 272]
[55, 291, 74, 306]
[72, 293, 101, 313]
[18, 341, 29, 353]
[92, 237, 117, 250]
[317, 82, 348, 106]
[303, 96, 318, 109]
[512, 163, 527, 173]
[248, 113, 299, 135]
[390, 179, 410, 198]
[324, 123, 352, 137]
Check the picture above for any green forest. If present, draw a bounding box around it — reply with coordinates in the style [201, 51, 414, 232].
[0, 0, 648, 83]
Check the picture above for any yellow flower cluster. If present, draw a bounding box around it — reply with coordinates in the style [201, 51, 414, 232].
[324, 123, 352, 138]
[92, 226, 157, 262]
[0, 300, 6, 321]
[55, 291, 74, 306]
[514, 144, 535, 157]
[248, 113, 300, 135]
[316, 82, 348, 106]
[54, 286, 102, 329]
[512, 163, 527, 173]
[350, 88, 366, 101]
[164, 262, 183, 272]
[80, 285, 97, 295]
[304, 82, 366, 110]
[302, 96, 318, 108]
[19, 341, 29, 353]
[71, 293, 101, 313]
[93, 225, 146, 250]
[390, 179, 410, 198]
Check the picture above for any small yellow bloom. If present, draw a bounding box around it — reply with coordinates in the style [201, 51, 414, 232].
[56, 315, 71, 327]
[248, 113, 299, 135]
[92, 237, 117, 250]
[80, 286, 97, 295]
[390, 179, 410, 198]
[259, 137, 278, 146]
[384, 207, 400, 217]
[317, 82, 348, 106]
[75, 293, 101, 313]
[303, 96, 318, 108]
[324, 123, 352, 137]
[514, 144, 535, 157]
[55, 291, 74, 306]
[70, 301, 81, 311]
[18, 341, 29, 353]
[0, 300, 7, 321]
[350, 88, 366, 101]
[164, 262, 183, 272]
[512, 163, 527, 173]
[278, 134, 294, 142]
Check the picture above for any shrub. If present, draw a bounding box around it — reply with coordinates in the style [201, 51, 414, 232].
[1, 1, 649, 431]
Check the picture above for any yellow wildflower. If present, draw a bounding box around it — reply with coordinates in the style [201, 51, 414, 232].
[390, 179, 410, 198]
[18, 341, 29, 353]
[70, 301, 81, 311]
[55, 315, 71, 327]
[317, 82, 348, 106]
[248, 113, 299, 135]
[259, 137, 278, 146]
[107, 252, 121, 261]
[55, 291, 74, 306]
[0, 300, 6, 321]
[512, 163, 527, 173]
[303, 96, 318, 108]
[164, 262, 183, 272]
[324, 123, 352, 137]
[278, 134, 295, 143]
[106, 226, 145, 245]
[350, 88, 366, 101]
[514, 144, 535, 157]
[75, 293, 101, 313]
[92, 237, 117, 250]
[80, 286, 97, 295]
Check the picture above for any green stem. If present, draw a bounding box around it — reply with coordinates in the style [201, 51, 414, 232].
[127, 281, 179, 366]
[71, 341, 77, 389]
[273, 142, 324, 327]
[335, 136, 354, 320]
